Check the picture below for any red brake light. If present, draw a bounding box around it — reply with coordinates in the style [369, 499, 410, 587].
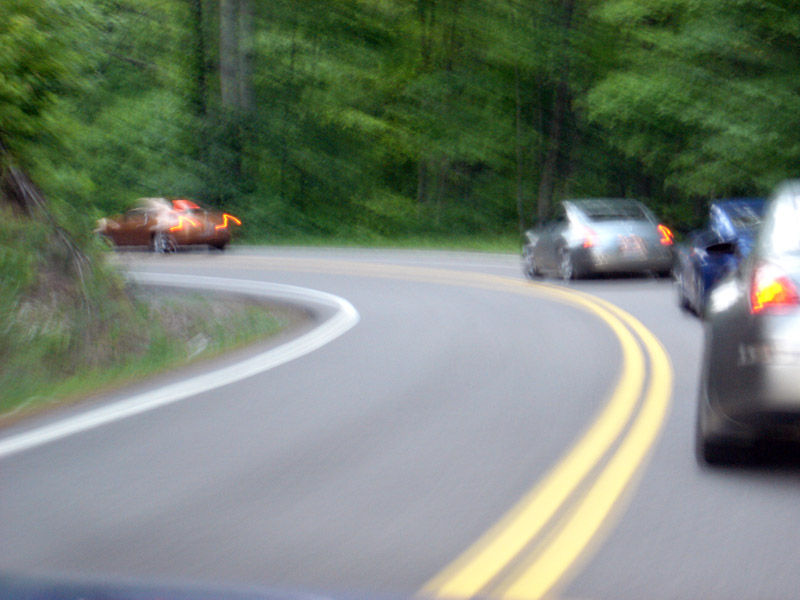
[658, 224, 674, 246]
[751, 264, 799, 314]
[173, 199, 201, 211]
[582, 226, 598, 248]
[215, 213, 242, 231]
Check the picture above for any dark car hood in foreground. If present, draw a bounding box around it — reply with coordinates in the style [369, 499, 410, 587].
[0, 572, 401, 600]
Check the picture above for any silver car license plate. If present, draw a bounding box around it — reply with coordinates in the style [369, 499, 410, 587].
[619, 234, 647, 259]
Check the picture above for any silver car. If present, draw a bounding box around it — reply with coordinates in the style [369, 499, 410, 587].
[697, 180, 800, 464]
[522, 199, 674, 280]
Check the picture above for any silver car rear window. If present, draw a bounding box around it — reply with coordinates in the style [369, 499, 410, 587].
[575, 200, 649, 222]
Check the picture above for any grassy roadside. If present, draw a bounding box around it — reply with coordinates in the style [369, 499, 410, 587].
[0, 208, 305, 428]
[238, 232, 522, 253]
[1, 226, 517, 429]
[0, 286, 299, 427]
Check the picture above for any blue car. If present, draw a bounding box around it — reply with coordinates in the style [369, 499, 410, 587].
[674, 198, 766, 316]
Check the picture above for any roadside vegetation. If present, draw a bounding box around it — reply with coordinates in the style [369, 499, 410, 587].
[0, 212, 293, 423]
[246, 233, 520, 253]
[1, 0, 798, 419]
[6, 1, 799, 241]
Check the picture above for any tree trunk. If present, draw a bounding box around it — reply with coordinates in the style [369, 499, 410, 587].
[279, 7, 299, 202]
[514, 62, 526, 234]
[417, 0, 435, 72]
[219, 0, 239, 109]
[187, 0, 208, 117]
[535, 0, 575, 223]
[536, 80, 568, 222]
[1, 139, 48, 218]
[0, 138, 90, 279]
[435, 156, 448, 217]
[417, 159, 429, 203]
[237, 0, 254, 112]
[444, 0, 461, 71]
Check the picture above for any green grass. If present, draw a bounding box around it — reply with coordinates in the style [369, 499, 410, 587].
[0, 288, 295, 425]
[0, 210, 302, 424]
[1, 205, 517, 427]
[239, 232, 522, 253]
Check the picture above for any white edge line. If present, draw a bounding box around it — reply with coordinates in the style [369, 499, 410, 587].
[0, 273, 360, 459]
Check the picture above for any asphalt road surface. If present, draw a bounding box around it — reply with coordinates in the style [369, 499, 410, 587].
[2, 247, 800, 600]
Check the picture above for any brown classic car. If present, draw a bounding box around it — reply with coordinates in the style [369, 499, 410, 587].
[97, 198, 241, 252]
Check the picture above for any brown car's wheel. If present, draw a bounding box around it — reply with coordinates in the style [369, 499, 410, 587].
[97, 233, 116, 250]
[152, 231, 176, 254]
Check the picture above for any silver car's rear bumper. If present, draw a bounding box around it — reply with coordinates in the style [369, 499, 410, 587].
[581, 244, 673, 274]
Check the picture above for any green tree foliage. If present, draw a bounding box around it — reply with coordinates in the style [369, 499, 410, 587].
[9, 0, 800, 406]
[586, 0, 800, 207]
[58, 0, 206, 214]
[5, 0, 800, 242]
[0, 1, 94, 149]
[0, 0, 101, 227]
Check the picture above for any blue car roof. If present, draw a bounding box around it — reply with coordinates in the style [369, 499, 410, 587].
[710, 197, 765, 211]
[709, 197, 766, 239]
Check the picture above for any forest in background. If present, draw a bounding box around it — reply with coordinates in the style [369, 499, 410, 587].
[2, 0, 800, 402]
[3, 0, 800, 242]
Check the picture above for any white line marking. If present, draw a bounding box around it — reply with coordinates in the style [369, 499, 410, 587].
[0, 274, 360, 459]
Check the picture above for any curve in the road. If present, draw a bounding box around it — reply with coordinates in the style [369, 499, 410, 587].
[188, 255, 674, 600]
[483, 292, 673, 600]
[0, 257, 673, 600]
[0, 275, 360, 459]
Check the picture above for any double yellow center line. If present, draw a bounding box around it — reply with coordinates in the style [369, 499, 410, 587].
[423, 287, 671, 600]
[153, 255, 673, 600]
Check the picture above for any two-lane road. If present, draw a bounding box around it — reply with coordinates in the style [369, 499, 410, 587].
[2, 248, 800, 599]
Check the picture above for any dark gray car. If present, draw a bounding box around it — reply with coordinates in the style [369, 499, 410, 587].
[697, 180, 800, 464]
[521, 198, 674, 280]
